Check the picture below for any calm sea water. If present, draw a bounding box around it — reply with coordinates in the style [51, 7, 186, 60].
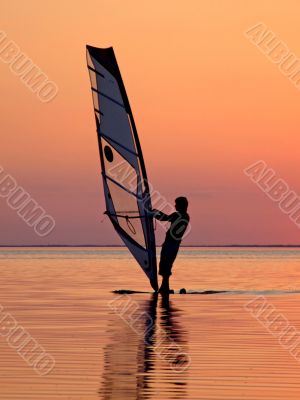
[1, 247, 300, 399]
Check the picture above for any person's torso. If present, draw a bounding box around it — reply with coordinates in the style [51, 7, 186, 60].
[165, 212, 190, 242]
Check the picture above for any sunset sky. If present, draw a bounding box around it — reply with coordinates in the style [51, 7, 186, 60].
[1, 0, 300, 245]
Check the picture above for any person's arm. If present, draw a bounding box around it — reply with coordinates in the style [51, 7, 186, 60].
[152, 209, 176, 221]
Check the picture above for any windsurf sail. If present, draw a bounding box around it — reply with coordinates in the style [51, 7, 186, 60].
[86, 45, 158, 291]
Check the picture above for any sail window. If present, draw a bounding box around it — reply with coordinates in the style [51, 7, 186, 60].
[104, 145, 114, 162]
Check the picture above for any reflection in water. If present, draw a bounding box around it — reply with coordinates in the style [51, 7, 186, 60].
[101, 294, 189, 399]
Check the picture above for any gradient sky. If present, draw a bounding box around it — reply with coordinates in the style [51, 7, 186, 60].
[1, 0, 300, 245]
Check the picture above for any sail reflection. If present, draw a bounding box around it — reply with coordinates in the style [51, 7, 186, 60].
[101, 294, 189, 399]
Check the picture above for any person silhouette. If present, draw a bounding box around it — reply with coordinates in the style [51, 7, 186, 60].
[153, 197, 190, 294]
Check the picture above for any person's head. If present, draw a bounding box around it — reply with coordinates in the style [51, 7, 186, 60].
[175, 197, 188, 213]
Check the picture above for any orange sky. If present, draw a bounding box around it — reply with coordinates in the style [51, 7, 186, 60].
[1, 0, 300, 245]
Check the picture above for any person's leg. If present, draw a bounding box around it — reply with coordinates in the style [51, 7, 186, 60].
[158, 243, 169, 292]
[159, 275, 170, 293]
[158, 241, 179, 293]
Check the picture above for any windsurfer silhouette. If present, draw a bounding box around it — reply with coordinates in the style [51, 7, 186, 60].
[153, 197, 190, 294]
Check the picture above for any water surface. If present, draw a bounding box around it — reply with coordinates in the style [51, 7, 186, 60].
[1, 247, 300, 399]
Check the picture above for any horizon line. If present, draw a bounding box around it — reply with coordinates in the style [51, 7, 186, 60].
[1, 244, 300, 248]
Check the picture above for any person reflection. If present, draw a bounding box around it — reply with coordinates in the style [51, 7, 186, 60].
[101, 293, 189, 399]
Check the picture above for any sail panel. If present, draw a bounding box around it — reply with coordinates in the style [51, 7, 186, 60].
[98, 95, 137, 154]
[106, 180, 145, 248]
[121, 235, 154, 279]
[87, 51, 94, 69]
[88, 69, 97, 89]
[95, 111, 101, 124]
[100, 133, 139, 169]
[92, 58, 124, 105]
[102, 138, 138, 193]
